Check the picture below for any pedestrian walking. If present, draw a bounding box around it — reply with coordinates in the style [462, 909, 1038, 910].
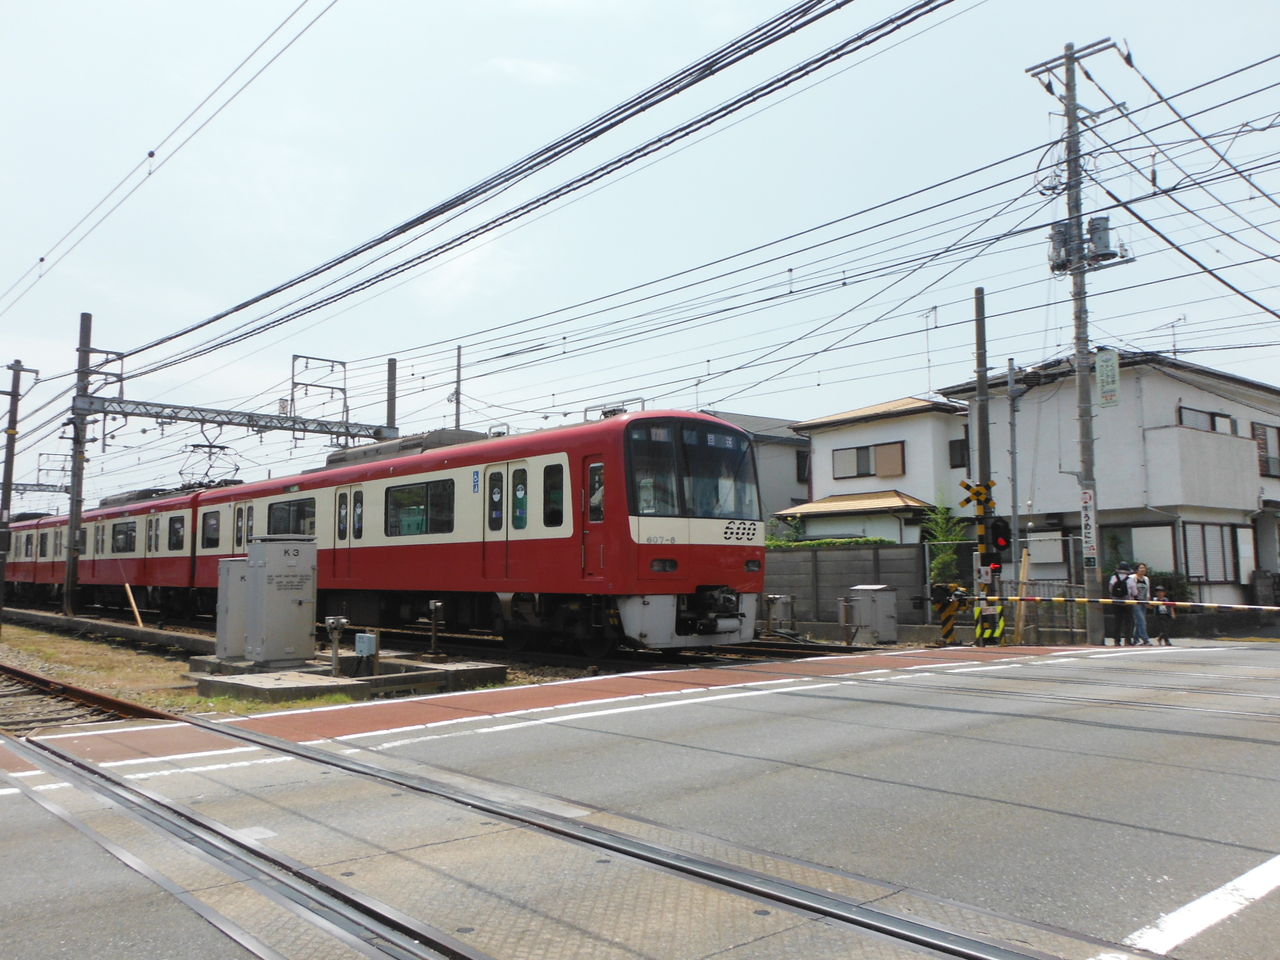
[1150, 585, 1175, 645]
[1108, 561, 1133, 645]
[1128, 562, 1153, 645]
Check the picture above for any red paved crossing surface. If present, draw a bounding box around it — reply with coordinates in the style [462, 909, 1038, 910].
[8, 646, 1078, 768]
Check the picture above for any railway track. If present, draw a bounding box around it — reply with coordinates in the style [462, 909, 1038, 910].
[8, 709, 1064, 960]
[0, 662, 176, 736]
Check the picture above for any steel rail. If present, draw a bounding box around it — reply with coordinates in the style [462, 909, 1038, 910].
[0, 660, 180, 722]
[165, 713, 1065, 960]
[6, 733, 493, 960]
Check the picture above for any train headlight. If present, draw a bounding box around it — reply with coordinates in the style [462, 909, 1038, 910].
[650, 558, 678, 572]
[745, 560, 761, 572]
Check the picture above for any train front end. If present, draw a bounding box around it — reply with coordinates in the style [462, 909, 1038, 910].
[621, 415, 765, 648]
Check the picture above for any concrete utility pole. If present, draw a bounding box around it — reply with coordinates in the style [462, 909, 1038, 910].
[0, 359, 39, 635]
[1027, 39, 1118, 644]
[1007, 358, 1024, 562]
[386, 358, 397, 431]
[64, 312, 93, 616]
[454, 345, 462, 431]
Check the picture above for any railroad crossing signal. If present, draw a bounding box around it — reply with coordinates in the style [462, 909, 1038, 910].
[983, 516, 1012, 575]
[958, 479, 994, 507]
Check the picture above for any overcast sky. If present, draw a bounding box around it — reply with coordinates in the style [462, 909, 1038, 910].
[2, 0, 1277, 510]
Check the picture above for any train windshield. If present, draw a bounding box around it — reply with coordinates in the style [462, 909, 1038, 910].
[627, 420, 761, 520]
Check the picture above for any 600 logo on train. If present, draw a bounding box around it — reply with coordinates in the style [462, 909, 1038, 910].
[5, 411, 765, 657]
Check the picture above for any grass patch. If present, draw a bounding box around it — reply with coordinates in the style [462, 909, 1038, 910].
[0, 624, 362, 716]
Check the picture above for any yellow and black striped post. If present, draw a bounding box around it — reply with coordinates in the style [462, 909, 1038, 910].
[960, 479, 1004, 645]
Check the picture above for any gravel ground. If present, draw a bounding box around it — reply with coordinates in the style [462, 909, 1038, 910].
[0, 624, 594, 715]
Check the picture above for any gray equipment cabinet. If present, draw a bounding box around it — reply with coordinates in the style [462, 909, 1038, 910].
[215, 558, 250, 659]
[243, 536, 318, 667]
[840, 584, 898, 645]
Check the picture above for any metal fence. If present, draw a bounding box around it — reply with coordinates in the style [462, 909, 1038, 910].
[999, 578, 1086, 639]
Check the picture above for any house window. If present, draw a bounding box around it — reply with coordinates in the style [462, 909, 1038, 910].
[1251, 423, 1280, 478]
[1179, 406, 1236, 435]
[832, 442, 905, 479]
[949, 437, 969, 470]
[796, 449, 810, 484]
[1183, 522, 1238, 583]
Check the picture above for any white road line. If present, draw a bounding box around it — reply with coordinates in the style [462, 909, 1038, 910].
[101, 745, 261, 768]
[945, 664, 1020, 673]
[373, 681, 843, 750]
[1121, 853, 1280, 955]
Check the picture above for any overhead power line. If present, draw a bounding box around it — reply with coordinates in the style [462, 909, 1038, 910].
[108, 0, 883, 365]
[0, 0, 342, 318]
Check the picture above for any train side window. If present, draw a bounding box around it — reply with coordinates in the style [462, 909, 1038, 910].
[112, 521, 137, 554]
[337, 492, 348, 541]
[543, 464, 564, 527]
[386, 481, 453, 536]
[267, 498, 316, 536]
[25, 534, 33, 557]
[235, 507, 245, 548]
[588, 463, 604, 523]
[246, 505, 254, 539]
[168, 516, 185, 551]
[352, 491, 363, 539]
[54, 530, 63, 556]
[39, 532, 48, 558]
[512, 469, 527, 530]
[94, 526, 104, 556]
[201, 511, 220, 549]
[487, 471, 504, 531]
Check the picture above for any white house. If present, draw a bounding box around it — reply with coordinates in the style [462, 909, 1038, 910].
[778, 397, 968, 543]
[940, 351, 1280, 604]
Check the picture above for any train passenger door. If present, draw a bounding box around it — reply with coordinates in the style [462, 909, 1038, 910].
[581, 456, 605, 580]
[482, 463, 508, 579]
[232, 500, 255, 556]
[332, 485, 363, 580]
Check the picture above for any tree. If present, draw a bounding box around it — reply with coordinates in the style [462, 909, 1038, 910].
[921, 502, 969, 584]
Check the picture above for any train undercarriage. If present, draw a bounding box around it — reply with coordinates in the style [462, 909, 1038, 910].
[7, 581, 756, 659]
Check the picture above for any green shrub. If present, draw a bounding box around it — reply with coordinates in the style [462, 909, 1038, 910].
[765, 536, 894, 549]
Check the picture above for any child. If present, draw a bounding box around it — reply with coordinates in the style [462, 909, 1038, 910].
[1150, 585, 1175, 646]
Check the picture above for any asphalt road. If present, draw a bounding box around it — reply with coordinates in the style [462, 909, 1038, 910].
[366, 640, 1280, 960]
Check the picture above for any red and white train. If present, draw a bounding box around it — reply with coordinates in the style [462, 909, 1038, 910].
[5, 410, 765, 654]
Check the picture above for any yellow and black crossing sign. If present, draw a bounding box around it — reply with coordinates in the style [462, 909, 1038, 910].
[959, 479, 994, 508]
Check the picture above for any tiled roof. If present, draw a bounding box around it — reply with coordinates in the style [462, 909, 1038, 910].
[790, 397, 965, 433]
[774, 490, 933, 517]
[700, 409, 805, 441]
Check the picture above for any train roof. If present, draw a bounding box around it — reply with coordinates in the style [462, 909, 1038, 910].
[10, 409, 745, 524]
